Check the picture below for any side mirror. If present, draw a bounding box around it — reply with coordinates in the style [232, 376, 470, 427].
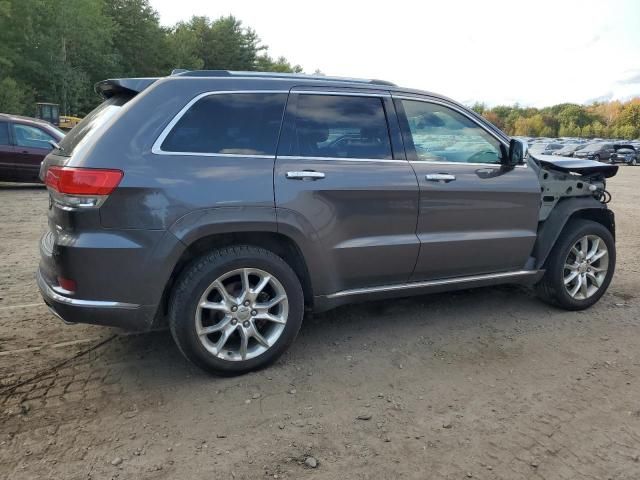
[506, 138, 528, 166]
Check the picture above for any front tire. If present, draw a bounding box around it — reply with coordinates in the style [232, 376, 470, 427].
[169, 246, 304, 376]
[536, 219, 615, 310]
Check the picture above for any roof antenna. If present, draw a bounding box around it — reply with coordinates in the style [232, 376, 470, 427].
[170, 69, 189, 76]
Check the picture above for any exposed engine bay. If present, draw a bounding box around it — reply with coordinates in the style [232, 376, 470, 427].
[529, 154, 618, 221]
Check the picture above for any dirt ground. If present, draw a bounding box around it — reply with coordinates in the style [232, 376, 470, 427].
[0, 167, 639, 480]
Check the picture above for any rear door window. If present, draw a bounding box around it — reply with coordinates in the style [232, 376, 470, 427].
[290, 94, 392, 159]
[160, 93, 288, 156]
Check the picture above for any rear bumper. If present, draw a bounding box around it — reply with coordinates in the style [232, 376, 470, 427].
[37, 268, 154, 330]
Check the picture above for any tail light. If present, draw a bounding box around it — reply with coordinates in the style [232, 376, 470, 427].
[45, 166, 123, 209]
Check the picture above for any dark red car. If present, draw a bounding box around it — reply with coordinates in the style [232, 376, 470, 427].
[0, 113, 65, 183]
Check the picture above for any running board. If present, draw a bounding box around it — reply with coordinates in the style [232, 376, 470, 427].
[326, 270, 540, 299]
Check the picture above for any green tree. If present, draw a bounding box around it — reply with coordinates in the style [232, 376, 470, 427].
[0, 0, 116, 115]
[471, 102, 486, 115]
[557, 104, 592, 129]
[105, 0, 170, 77]
[256, 55, 302, 73]
[592, 121, 604, 137]
[617, 102, 640, 132]
[166, 15, 301, 73]
[0, 77, 31, 113]
[0, 3, 303, 115]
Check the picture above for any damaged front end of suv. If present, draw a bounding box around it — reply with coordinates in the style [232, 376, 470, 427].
[523, 146, 618, 286]
[531, 154, 618, 222]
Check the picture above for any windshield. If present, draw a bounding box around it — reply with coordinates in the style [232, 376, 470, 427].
[55, 94, 132, 156]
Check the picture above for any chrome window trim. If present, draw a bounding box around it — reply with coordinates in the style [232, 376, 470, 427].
[326, 270, 537, 299]
[292, 90, 391, 98]
[278, 155, 405, 164]
[409, 160, 526, 168]
[393, 94, 527, 168]
[151, 90, 290, 157]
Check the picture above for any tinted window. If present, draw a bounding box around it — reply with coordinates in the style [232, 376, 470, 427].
[400, 100, 502, 164]
[161, 93, 287, 155]
[0, 122, 8, 145]
[58, 93, 132, 157]
[292, 94, 392, 159]
[13, 124, 54, 149]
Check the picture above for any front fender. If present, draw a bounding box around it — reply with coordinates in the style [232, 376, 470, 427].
[533, 197, 614, 269]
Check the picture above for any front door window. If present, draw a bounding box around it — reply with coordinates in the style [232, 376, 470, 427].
[399, 99, 503, 164]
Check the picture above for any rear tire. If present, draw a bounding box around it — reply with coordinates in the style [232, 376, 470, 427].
[536, 219, 615, 310]
[169, 246, 304, 376]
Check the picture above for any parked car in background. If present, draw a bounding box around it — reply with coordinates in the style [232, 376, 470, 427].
[37, 70, 619, 375]
[0, 114, 65, 182]
[574, 142, 615, 162]
[530, 142, 563, 156]
[610, 144, 637, 165]
[554, 143, 586, 157]
[542, 143, 565, 155]
[528, 143, 550, 155]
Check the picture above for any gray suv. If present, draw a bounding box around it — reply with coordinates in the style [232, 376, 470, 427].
[38, 71, 619, 375]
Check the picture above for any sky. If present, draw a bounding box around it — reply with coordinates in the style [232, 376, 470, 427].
[150, 0, 640, 107]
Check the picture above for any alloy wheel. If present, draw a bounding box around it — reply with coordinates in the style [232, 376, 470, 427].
[563, 235, 609, 300]
[195, 268, 289, 361]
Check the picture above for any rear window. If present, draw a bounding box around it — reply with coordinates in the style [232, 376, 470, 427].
[56, 94, 132, 156]
[160, 93, 288, 156]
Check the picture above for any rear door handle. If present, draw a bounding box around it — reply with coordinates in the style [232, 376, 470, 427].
[425, 173, 456, 183]
[286, 171, 325, 180]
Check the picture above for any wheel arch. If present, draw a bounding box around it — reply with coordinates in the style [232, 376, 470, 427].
[160, 230, 315, 321]
[533, 197, 615, 269]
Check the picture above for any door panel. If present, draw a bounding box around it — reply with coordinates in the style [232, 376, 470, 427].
[0, 144, 18, 181]
[274, 91, 420, 294]
[11, 123, 54, 181]
[12, 147, 48, 181]
[410, 162, 540, 279]
[276, 158, 420, 292]
[0, 121, 20, 181]
[393, 97, 541, 281]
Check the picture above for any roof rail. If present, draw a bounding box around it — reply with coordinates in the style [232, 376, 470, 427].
[169, 69, 396, 86]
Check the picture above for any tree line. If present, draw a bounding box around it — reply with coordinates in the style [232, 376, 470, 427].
[472, 98, 640, 140]
[1, 0, 638, 139]
[0, 0, 303, 117]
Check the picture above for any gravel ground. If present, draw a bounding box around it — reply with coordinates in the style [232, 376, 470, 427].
[0, 168, 639, 480]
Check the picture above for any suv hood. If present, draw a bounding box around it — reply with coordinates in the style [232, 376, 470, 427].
[532, 154, 619, 178]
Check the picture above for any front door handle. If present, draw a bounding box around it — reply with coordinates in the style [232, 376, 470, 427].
[425, 173, 456, 183]
[286, 171, 325, 180]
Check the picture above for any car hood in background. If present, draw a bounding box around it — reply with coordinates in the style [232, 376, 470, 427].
[532, 154, 619, 178]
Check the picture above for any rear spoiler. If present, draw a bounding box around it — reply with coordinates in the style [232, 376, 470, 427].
[94, 77, 158, 99]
